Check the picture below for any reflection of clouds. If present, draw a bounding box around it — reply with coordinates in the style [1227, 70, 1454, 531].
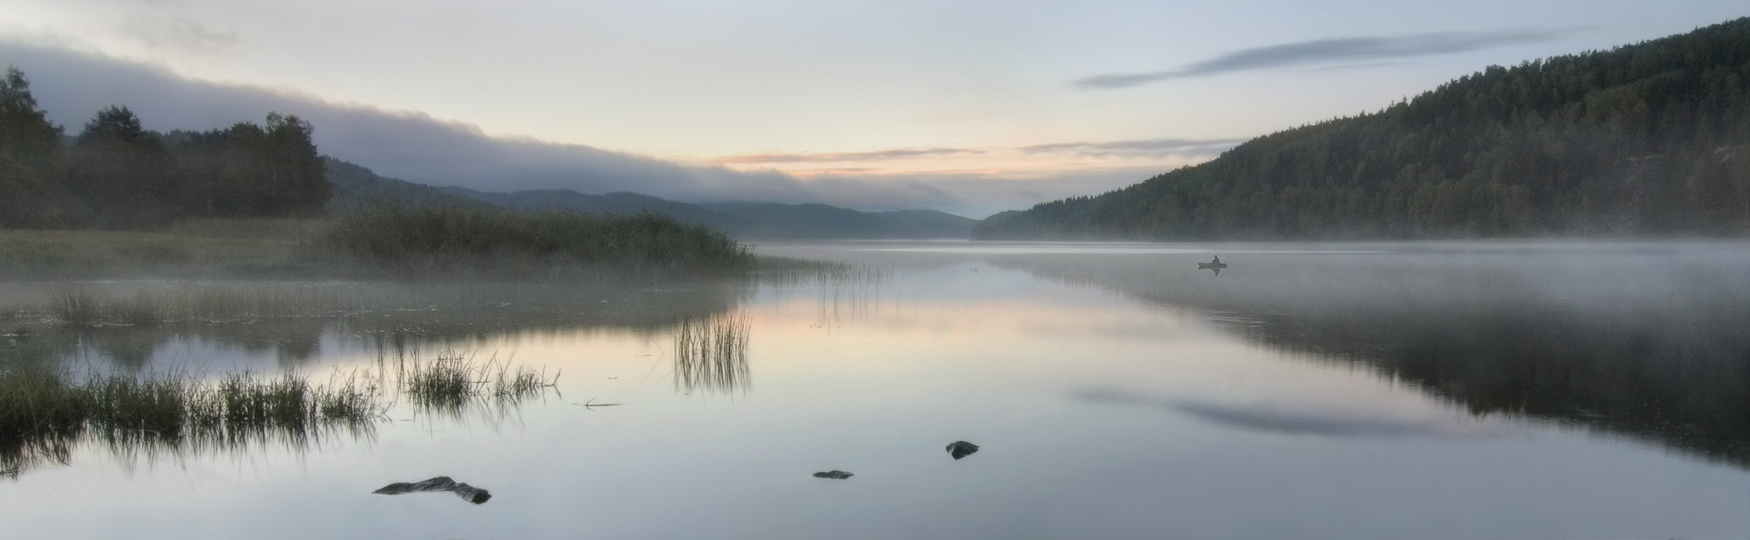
[1073, 388, 1496, 439]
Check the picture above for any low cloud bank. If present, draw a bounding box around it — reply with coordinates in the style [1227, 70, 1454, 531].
[2, 41, 1180, 217]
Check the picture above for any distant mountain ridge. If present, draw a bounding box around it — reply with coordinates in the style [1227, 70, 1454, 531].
[324, 158, 976, 239]
[975, 17, 1750, 240]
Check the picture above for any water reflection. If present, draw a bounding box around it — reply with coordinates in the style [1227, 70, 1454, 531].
[0, 280, 751, 371]
[1074, 388, 1496, 439]
[992, 244, 1750, 468]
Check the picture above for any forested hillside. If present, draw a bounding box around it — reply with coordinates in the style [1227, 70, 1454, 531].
[0, 67, 326, 229]
[975, 18, 1750, 240]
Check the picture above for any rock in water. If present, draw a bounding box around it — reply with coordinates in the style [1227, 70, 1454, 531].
[946, 440, 980, 460]
[812, 470, 854, 479]
[372, 476, 493, 504]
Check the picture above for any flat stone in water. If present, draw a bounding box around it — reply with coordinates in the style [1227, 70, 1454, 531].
[812, 470, 853, 479]
[372, 476, 493, 504]
[947, 440, 979, 460]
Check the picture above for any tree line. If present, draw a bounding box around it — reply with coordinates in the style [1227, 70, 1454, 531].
[975, 17, 1750, 240]
[0, 67, 328, 229]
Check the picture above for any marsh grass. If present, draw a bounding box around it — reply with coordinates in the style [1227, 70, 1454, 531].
[754, 257, 883, 287]
[44, 284, 358, 327]
[673, 313, 750, 395]
[0, 226, 315, 280]
[0, 366, 386, 478]
[391, 350, 559, 416]
[1, 211, 764, 281]
[0, 347, 561, 478]
[320, 207, 754, 279]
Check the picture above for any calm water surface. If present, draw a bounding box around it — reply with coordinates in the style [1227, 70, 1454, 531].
[4, 241, 1750, 539]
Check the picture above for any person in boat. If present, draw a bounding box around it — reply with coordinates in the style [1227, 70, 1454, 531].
[1197, 255, 1228, 276]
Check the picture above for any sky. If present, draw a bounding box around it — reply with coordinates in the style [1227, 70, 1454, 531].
[0, 0, 1745, 217]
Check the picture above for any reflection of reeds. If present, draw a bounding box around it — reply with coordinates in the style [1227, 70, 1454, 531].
[673, 313, 750, 395]
[0, 366, 383, 479]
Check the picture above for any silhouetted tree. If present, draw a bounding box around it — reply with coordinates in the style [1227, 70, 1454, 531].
[66, 106, 179, 228]
[172, 113, 327, 218]
[0, 66, 79, 227]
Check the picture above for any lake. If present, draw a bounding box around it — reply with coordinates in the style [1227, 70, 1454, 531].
[3, 240, 1749, 539]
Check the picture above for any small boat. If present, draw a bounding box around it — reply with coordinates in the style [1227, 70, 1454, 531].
[1197, 256, 1228, 276]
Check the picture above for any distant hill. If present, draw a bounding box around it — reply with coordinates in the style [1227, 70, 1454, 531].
[975, 17, 1750, 240]
[324, 158, 976, 239]
[696, 202, 977, 239]
[324, 158, 490, 211]
[436, 187, 749, 231]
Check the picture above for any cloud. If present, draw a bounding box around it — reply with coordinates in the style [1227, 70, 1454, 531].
[0, 41, 1188, 218]
[1020, 137, 1244, 158]
[1077, 29, 1562, 89]
[117, 16, 241, 59]
[1073, 388, 1495, 439]
[713, 147, 981, 164]
[717, 138, 1241, 165]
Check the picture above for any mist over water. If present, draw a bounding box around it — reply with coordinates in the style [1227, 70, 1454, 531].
[3, 240, 1749, 539]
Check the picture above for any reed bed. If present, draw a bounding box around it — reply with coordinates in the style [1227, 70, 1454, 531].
[45, 284, 360, 327]
[319, 206, 754, 279]
[390, 350, 559, 416]
[673, 313, 750, 395]
[0, 349, 558, 477]
[0, 366, 384, 478]
[754, 257, 886, 287]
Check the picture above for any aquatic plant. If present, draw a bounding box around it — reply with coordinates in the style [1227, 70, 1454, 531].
[673, 313, 750, 395]
[393, 350, 559, 416]
[0, 350, 557, 478]
[0, 366, 386, 478]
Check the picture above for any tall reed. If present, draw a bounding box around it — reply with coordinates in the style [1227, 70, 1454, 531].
[673, 313, 751, 395]
[0, 366, 386, 478]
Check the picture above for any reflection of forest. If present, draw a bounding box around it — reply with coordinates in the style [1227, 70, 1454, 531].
[0, 280, 750, 371]
[992, 246, 1750, 468]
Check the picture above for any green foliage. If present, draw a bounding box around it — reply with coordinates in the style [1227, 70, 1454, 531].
[67, 106, 178, 228]
[976, 17, 1750, 240]
[0, 67, 78, 228]
[318, 206, 755, 278]
[168, 114, 329, 219]
[0, 67, 330, 230]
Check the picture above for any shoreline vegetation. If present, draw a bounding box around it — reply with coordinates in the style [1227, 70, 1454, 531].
[0, 208, 835, 282]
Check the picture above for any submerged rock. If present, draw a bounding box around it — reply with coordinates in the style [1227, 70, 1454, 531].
[946, 440, 979, 460]
[372, 476, 493, 504]
[812, 470, 854, 480]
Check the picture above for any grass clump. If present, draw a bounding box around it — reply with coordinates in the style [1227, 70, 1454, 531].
[673, 313, 750, 395]
[394, 350, 558, 416]
[0, 366, 386, 478]
[319, 206, 754, 278]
